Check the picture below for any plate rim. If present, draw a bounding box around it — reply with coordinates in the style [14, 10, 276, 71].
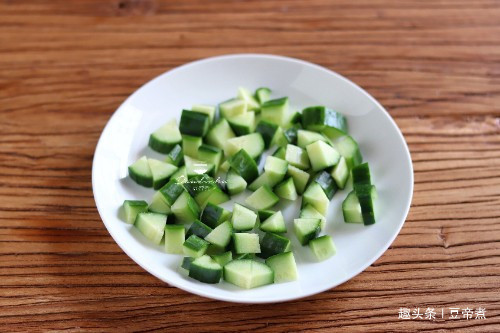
[92, 53, 414, 303]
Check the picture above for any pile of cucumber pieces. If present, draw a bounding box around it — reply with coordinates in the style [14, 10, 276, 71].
[123, 87, 377, 289]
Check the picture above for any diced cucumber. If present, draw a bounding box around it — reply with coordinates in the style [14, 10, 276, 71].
[184, 174, 215, 198]
[285, 144, 310, 170]
[333, 135, 363, 169]
[286, 165, 310, 195]
[231, 203, 257, 231]
[223, 259, 274, 289]
[300, 204, 326, 230]
[259, 211, 286, 233]
[171, 191, 200, 224]
[159, 179, 185, 206]
[147, 158, 178, 190]
[200, 203, 230, 228]
[171, 166, 188, 184]
[164, 224, 185, 254]
[128, 156, 153, 187]
[226, 169, 247, 195]
[206, 118, 236, 150]
[289, 111, 302, 125]
[302, 182, 330, 215]
[309, 235, 337, 261]
[189, 255, 223, 284]
[192, 104, 216, 124]
[237, 87, 260, 111]
[134, 212, 167, 245]
[219, 98, 247, 118]
[297, 130, 329, 148]
[149, 119, 182, 153]
[302, 106, 347, 134]
[245, 185, 279, 210]
[234, 253, 255, 260]
[293, 218, 321, 246]
[248, 172, 273, 191]
[182, 135, 202, 158]
[271, 127, 289, 147]
[228, 149, 259, 183]
[198, 144, 223, 172]
[233, 233, 261, 254]
[272, 146, 286, 159]
[187, 220, 213, 239]
[274, 177, 298, 201]
[355, 184, 376, 225]
[258, 232, 292, 259]
[342, 190, 363, 223]
[255, 87, 271, 104]
[164, 144, 184, 166]
[227, 111, 256, 136]
[306, 140, 340, 172]
[184, 155, 214, 177]
[179, 110, 210, 137]
[148, 191, 171, 214]
[261, 97, 289, 126]
[264, 156, 288, 183]
[181, 257, 194, 271]
[265, 251, 298, 283]
[255, 120, 279, 149]
[352, 162, 371, 188]
[312, 171, 338, 200]
[284, 126, 299, 145]
[122, 200, 148, 224]
[205, 221, 233, 248]
[219, 160, 230, 173]
[192, 182, 229, 209]
[211, 251, 233, 267]
[225, 133, 265, 159]
[183, 234, 209, 258]
[258, 209, 275, 222]
[331, 156, 349, 189]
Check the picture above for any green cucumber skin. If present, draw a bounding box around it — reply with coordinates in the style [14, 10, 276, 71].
[258, 232, 291, 259]
[159, 179, 185, 206]
[188, 256, 223, 284]
[166, 144, 184, 166]
[128, 158, 153, 188]
[229, 149, 259, 183]
[352, 162, 371, 188]
[123, 200, 148, 224]
[255, 120, 279, 148]
[181, 257, 195, 270]
[187, 220, 213, 239]
[284, 126, 299, 145]
[258, 210, 275, 222]
[184, 174, 216, 198]
[312, 171, 338, 200]
[200, 203, 224, 229]
[289, 112, 302, 124]
[179, 110, 210, 137]
[302, 106, 347, 133]
[255, 87, 271, 104]
[355, 184, 376, 225]
[309, 235, 337, 261]
[149, 136, 177, 154]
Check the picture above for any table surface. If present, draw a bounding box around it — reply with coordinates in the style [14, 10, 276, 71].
[1, 0, 499, 332]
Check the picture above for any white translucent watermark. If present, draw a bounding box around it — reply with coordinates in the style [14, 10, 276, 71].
[398, 307, 486, 320]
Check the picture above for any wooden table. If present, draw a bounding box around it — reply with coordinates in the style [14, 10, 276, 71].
[1, 1, 499, 331]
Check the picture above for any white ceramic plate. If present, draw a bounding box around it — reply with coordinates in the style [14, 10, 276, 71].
[92, 54, 413, 303]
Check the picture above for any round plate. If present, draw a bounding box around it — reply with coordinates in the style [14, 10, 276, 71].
[92, 54, 413, 303]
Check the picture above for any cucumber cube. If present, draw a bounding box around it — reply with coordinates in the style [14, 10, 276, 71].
[231, 203, 257, 231]
[245, 185, 279, 210]
[225, 133, 265, 159]
[171, 191, 200, 224]
[258, 232, 292, 259]
[159, 179, 185, 206]
[233, 233, 261, 254]
[128, 156, 153, 187]
[297, 129, 329, 148]
[259, 211, 287, 233]
[274, 177, 298, 201]
[134, 212, 167, 245]
[182, 135, 203, 158]
[179, 110, 210, 137]
[187, 220, 213, 239]
[122, 200, 148, 224]
[302, 182, 330, 215]
[191, 104, 216, 124]
[204, 221, 233, 248]
[331, 156, 349, 189]
[285, 144, 310, 170]
[266, 251, 298, 283]
[293, 218, 321, 245]
[312, 171, 338, 200]
[200, 203, 229, 228]
[183, 235, 209, 258]
[256, 120, 279, 148]
[149, 119, 182, 153]
[206, 118, 236, 150]
[164, 144, 184, 166]
[211, 251, 233, 267]
[147, 158, 178, 190]
[228, 149, 259, 183]
[148, 191, 171, 214]
[309, 235, 337, 261]
[226, 169, 248, 195]
[219, 98, 247, 118]
[306, 140, 340, 171]
[264, 156, 288, 182]
[189, 255, 223, 284]
[255, 87, 271, 104]
[261, 97, 289, 126]
[164, 224, 185, 254]
[286, 165, 310, 195]
[334, 135, 363, 169]
[237, 87, 260, 111]
[223, 259, 274, 289]
[300, 204, 326, 230]
[302, 106, 347, 134]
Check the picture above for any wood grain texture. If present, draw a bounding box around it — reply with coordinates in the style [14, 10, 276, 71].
[1, 0, 499, 331]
